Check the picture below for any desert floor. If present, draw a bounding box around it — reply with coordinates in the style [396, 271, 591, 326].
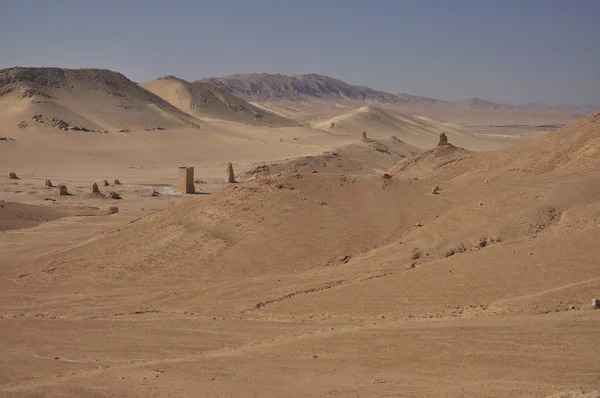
[1, 116, 599, 398]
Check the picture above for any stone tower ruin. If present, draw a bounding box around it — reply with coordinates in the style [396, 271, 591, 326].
[176, 167, 195, 194]
[226, 162, 236, 183]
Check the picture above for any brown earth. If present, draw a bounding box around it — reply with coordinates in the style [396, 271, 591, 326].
[1, 68, 599, 397]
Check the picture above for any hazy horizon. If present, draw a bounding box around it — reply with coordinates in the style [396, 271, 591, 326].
[1, 0, 599, 107]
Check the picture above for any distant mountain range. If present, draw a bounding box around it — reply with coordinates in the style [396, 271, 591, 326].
[199, 73, 450, 105]
[199, 73, 597, 115]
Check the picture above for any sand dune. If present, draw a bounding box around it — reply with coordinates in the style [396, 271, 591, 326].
[312, 105, 445, 139]
[141, 76, 299, 126]
[0, 67, 204, 134]
[309, 105, 490, 149]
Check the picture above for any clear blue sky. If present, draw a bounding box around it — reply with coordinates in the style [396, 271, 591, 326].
[1, 0, 599, 106]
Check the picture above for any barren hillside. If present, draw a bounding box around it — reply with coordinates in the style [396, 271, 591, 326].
[0, 67, 204, 134]
[388, 111, 600, 179]
[141, 76, 300, 126]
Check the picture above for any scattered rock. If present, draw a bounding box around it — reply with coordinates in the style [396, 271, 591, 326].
[411, 249, 422, 260]
[108, 192, 121, 200]
[57, 184, 68, 196]
[103, 179, 110, 187]
[431, 186, 440, 194]
[227, 162, 236, 183]
[476, 236, 488, 248]
[113, 179, 121, 185]
[108, 206, 119, 215]
[339, 255, 351, 264]
[8, 172, 18, 180]
[362, 131, 367, 140]
[444, 243, 468, 258]
[479, 202, 484, 206]
[0, 137, 16, 142]
[151, 190, 159, 197]
[415, 222, 422, 227]
[593, 298, 600, 309]
[45, 179, 53, 187]
[92, 182, 100, 194]
[246, 165, 270, 178]
[382, 173, 391, 180]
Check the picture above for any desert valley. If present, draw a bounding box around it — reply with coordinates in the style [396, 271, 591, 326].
[0, 66, 599, 397]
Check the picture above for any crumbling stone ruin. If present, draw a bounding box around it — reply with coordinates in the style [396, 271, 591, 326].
[8, 172, 18, 179]
[57, 184, 68, 196]
[176, 167, 195, 194]
[227, 162, 236, 183]
[45, 179, 53, 187]
[438, 132, 449, 146]
[92, 182, 100, 194]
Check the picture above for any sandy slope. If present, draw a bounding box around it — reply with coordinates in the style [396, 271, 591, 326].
[1, 68, 598, 397]
[388, 111, 600, 179]
[141, 76, 299, 127]
[1, 110, 599, 396]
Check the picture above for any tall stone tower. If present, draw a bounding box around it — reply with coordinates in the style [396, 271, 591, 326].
[176, 167, 195, 194]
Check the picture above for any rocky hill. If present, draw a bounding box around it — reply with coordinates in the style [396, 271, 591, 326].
[199, 73, 440, 104]
[0, 67, 203, 132]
